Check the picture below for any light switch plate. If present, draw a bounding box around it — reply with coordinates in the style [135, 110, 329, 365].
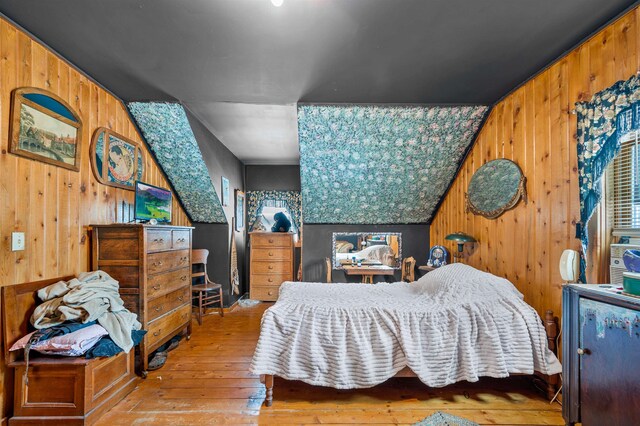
[11, 232, 25, 251]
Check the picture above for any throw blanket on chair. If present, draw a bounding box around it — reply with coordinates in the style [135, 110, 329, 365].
[31, 271, 141, 352]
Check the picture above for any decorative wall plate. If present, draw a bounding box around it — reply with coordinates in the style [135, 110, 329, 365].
[90, 127, 144, 190]
[466, 158, 526, 219]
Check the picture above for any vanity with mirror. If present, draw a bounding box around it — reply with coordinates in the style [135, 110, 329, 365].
[332, 232, 402, 269]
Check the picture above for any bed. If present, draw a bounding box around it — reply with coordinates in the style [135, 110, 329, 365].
[250, 263, 562, 406]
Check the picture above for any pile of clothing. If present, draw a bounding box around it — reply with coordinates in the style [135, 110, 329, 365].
[11, 271, 145, 363]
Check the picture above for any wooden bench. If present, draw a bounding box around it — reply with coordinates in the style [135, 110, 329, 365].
[2, 276, 138, 425]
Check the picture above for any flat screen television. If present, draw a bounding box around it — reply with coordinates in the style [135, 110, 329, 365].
[134, 181, 172, 223]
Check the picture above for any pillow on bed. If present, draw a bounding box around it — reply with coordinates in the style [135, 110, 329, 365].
[335, 242, 354, 253]
[10, 324, 108, 356]
[414, 263, 524, 299]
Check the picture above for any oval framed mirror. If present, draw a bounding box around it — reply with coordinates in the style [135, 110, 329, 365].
[466, 159, 526, 219]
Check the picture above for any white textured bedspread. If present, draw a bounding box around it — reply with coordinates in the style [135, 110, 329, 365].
[251, 263, 561, 389]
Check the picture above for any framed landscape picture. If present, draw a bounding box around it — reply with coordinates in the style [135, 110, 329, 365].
[90, 127, 145, 190]
[9, 87, 82, 171]
[235, 190, 245, 231]
[221, 176, 230, 206]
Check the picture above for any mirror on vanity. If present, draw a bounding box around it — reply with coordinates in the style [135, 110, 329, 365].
[332, 232, 402, 269]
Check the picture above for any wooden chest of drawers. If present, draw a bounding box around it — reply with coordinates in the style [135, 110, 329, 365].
[91, 224, 193, 376]
[250, 232, 294, 301]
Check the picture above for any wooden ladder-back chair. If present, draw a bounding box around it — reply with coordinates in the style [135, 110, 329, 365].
[191, 249, 224, 325]
[401, 257, 416, 282]
[325, 257, 332, 283]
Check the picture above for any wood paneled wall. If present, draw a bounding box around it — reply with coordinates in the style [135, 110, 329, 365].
[0, 16, 190, 287]
[431, 7, 640, 317]
[0, 17, 191, 419]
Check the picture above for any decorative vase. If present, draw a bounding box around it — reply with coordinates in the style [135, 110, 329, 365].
[622, 249, 640, 273]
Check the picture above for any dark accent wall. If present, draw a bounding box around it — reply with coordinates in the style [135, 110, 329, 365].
[186, 109, 246, 305]
[302, 224, 429, 283]
[246, 165, 301, 191]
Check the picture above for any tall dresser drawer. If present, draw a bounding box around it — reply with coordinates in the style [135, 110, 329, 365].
[147, 230, 172, 252]
[251, 273, 290, 286]
[252, 233, 293, 248]
[147, 268, 190, 299]
[147, 286, 190, 322]
[172, 230, 190, 250]
[147, 304, 191, 349]
[252, 261, 290, 274]
[250, 285, 280, 301]
[148, 249, 190, 275]
[252, 248, 292, 261]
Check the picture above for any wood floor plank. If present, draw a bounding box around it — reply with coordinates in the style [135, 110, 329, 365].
[95, 303, 563, 425]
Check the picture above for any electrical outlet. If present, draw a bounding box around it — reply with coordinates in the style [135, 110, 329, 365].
[11, 232, 25, 251]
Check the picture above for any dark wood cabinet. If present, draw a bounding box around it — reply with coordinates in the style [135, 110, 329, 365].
[562, 285, 640, 426]
[91, 224, 193, 376]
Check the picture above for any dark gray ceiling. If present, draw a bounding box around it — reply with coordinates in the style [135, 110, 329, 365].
[1, 0, 634, 162]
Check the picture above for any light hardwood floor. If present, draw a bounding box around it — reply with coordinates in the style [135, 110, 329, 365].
[96, 303, 563, 425]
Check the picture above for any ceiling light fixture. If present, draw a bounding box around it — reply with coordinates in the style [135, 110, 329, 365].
[271, 0, 284, 7]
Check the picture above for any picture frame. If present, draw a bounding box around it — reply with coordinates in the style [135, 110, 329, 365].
[235, 190, 245, 231]
[9, 87, 82, 171]
[221, 176, 230, 206]
[90, 127, 145, 190]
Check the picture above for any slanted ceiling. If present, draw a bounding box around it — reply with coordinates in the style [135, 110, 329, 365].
[298, 105, 488, 224]
[127, 102, 227, 223]
[0, 0, 634, 165]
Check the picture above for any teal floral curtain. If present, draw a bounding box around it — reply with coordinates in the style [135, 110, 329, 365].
[576, 74, 640, 281]
[247, 191, 302, 231]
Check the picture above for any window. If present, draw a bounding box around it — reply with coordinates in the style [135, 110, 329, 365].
[258, 203, 297, 233]
[607, 131, 640, 230]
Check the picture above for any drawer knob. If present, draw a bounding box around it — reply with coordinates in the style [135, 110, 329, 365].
[577, 348, 587, 355]
[268, 278, 273, 283]
[153, 261, 164, 267]
[154, 238, 164, 243]
[269, 239, 274, 243]
[269, 252, 274, 256]
[268, 290, 273, 295]
[178, 296, 184, 301]
[268, 265, 274, 270]
[154, 306, 163, 312]
[181, 276, 187, 281]
[153, 285, 161, 290]
[153, 330, 161, 337]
